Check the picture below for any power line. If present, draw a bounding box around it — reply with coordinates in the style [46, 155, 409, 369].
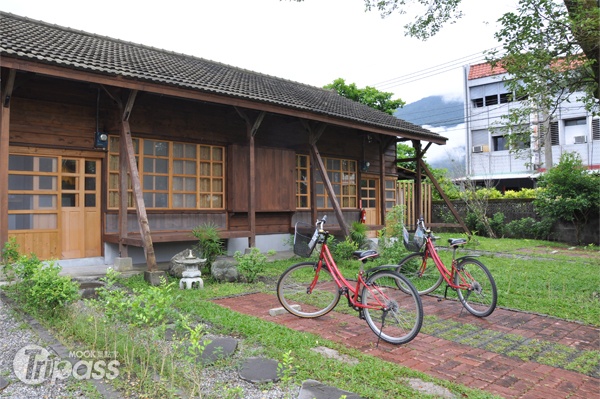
[372, 46, 503, 91]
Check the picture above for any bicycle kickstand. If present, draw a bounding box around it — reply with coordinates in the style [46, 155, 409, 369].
[376, 310, 388, 348]
[438, 285, 451, 302]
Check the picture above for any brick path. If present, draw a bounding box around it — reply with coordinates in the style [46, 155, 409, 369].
[213, 293, 599, 399]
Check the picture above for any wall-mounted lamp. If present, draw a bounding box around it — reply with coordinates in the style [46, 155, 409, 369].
[94, 131, 108, 149]
[360, 160, 370, 172]
[366, 134, 373, 144]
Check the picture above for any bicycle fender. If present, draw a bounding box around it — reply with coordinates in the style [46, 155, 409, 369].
[455, 255, 480, 263]
[364, 265, 398, 278]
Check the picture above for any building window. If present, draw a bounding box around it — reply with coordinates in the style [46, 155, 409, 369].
[302, 157, 357, 209]
[492, 135, 508, 151]
[485, 95, 498, 106]
[564, 118, 587, 144]
[296, 154, 310, 209]
[107, 137, 225, 210]
[8, 155, 59, 230]
[384, 179, 397, 210]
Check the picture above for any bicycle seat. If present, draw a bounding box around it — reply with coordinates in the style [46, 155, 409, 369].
[448, 238, 467, 247]
[352, 250, 379, 262]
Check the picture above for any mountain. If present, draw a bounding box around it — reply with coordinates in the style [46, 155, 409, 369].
[394, 96, 464, 128]
[395, 96, 466, 175]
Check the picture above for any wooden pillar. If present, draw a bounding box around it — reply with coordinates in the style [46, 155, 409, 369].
[310, 142, 350, 237]
[0, 70, 15, 249]
[120, 91, 157, 273]
[412, 140, 422, 224]
[420, 159, 470, 234]
[235, 108, 264, 248]
[118, 127, 129, 257]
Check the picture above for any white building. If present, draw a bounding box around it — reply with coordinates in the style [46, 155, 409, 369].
[463, 62, 600, 191]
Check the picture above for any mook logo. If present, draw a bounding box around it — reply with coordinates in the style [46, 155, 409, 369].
[13, 344, 120, 385]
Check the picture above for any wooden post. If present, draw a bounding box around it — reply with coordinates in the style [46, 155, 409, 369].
[120, 91, 158, 276]
[310, 142, 350, 237]
[0, 70, 15, 249]
[118, 128, 129, 257]
[412, 140, 422, 225]
[420, 159, 470, 235]
[235, 108, 264, 248]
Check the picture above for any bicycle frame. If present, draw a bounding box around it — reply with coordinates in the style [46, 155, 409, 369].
[312, 239, 392, 312]
[421, 235, 475, 291]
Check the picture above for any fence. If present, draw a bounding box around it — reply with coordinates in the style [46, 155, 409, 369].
[397, 181, 432, 230]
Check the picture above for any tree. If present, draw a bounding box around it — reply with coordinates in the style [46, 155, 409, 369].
[360, 0, 599, 166]
[534, 152, 600, 244]
[324, 78, 405, 115]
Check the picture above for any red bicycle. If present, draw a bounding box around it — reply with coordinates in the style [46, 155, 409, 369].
[398, 217, 497, 317]
[277, 216, 423, 345]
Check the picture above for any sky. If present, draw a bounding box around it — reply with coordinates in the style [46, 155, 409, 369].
[2, 0, 518, 162]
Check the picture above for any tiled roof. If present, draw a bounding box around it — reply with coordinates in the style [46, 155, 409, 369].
[0, 12, 445, 143]
[468, 62, 507, 80]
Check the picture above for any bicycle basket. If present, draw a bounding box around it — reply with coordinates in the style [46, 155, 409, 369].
[402, 226, 426, 252]
[293, 222, 317, 258]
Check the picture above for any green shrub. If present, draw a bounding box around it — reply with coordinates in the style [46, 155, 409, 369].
[349, 221, 368, 248]
[465, 212, 505, 238]
[192, 223, 225, 268]
[27, 262, 80, 314]
[234, 248, 274, 283]
[96, 268, 178, 326]
[330, 237, 359, 260]
[505, 217, 554, 240]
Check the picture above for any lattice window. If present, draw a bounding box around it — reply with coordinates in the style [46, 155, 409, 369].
[107, 137, 225, 210]
[295, 154, 310, 209]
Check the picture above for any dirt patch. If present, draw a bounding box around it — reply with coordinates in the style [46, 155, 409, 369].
[515, 246, 600, 260]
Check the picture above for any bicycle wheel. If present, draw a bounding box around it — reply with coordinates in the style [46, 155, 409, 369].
[397, 252, 443, 295]
[276, 262, 340, 318]
[454, 259, 497, 317]
[361, 270, 423, 345]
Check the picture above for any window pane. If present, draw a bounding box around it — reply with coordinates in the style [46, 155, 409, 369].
[62, 159, 77, 173]
[212, 195, 223, 208]
[212, 164, 223, 177]
[156, 176, 168, 190]
[173, 177, 183, 191]
[173, 160, 183, 174]
[156, 158, 168, 173]
[85, 177, 96, 191]
[85, 194, 96, 207]
[62, 194, 77, 207]
[212, 147, 222, 161]
[62, 177, 77, 190]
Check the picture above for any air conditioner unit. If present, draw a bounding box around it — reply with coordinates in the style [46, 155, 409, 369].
[472, 145, 489, 153]
[574, 135, 587, 144]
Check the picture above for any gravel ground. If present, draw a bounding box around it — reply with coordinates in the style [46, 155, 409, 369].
[0, 292, 299, 399]
[0, 293, 85, 398]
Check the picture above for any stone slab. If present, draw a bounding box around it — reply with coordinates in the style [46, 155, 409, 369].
[144, 270, 167, 286]
[113, 257, 132, 272]
[298, 379, 364, 399]
[269, 305, 300, 316]
[239, 357, 279, 383]
[200, 337, 238, 365]
[0, 376, 8, 392]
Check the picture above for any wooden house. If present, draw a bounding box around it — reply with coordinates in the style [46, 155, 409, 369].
[0, 12, 447, 270]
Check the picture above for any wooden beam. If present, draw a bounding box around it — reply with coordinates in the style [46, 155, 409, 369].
[413, 140, 423, 223]
[235, 108, 265, 248]
[419, 159, 470, 235]
[118, 127, 129, 257]
[120, 90, 158, 271]
[309, 142, 350, 237]
[0, 69, 16, 249]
